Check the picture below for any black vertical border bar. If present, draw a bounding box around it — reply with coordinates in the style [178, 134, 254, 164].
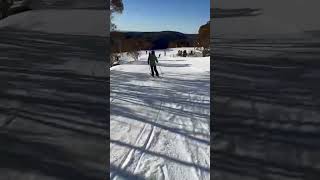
[210, 0, 214, 178]
[106, 0, 111, 176]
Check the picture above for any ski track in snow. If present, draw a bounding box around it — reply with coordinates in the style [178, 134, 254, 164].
[110, 48, 210, 180]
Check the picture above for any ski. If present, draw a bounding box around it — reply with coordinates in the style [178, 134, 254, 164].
[149, 74, 162, 79]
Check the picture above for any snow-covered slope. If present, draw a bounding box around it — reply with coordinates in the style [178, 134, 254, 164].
[0, 8, 108, 179]
[110, 48, 210, 180]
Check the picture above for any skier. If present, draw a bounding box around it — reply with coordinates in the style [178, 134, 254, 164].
[158, 53, 161, 58]
[148, 50, 159, 77]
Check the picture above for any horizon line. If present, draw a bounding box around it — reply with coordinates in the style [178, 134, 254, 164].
[111, 30, 198, 35]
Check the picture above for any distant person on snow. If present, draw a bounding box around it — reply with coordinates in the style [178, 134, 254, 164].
[183, 50, 187, 57]
[158, 53, 161, 58]
[148, 50, 159, 77]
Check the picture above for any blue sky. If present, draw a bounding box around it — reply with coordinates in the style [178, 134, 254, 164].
[112, 0, 210, 34]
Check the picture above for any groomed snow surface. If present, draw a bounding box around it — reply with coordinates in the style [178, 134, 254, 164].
[110, 48, 210, 180]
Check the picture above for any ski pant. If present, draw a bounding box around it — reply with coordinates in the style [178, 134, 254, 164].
[150, 65, 159, 77]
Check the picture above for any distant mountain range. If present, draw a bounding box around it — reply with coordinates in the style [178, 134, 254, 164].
[112, 31, 198, 49]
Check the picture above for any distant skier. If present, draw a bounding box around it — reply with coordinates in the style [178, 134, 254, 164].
[148, 50, 159, 77]
[158, 53, 161, 58]
[183, 50, 187, 57]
